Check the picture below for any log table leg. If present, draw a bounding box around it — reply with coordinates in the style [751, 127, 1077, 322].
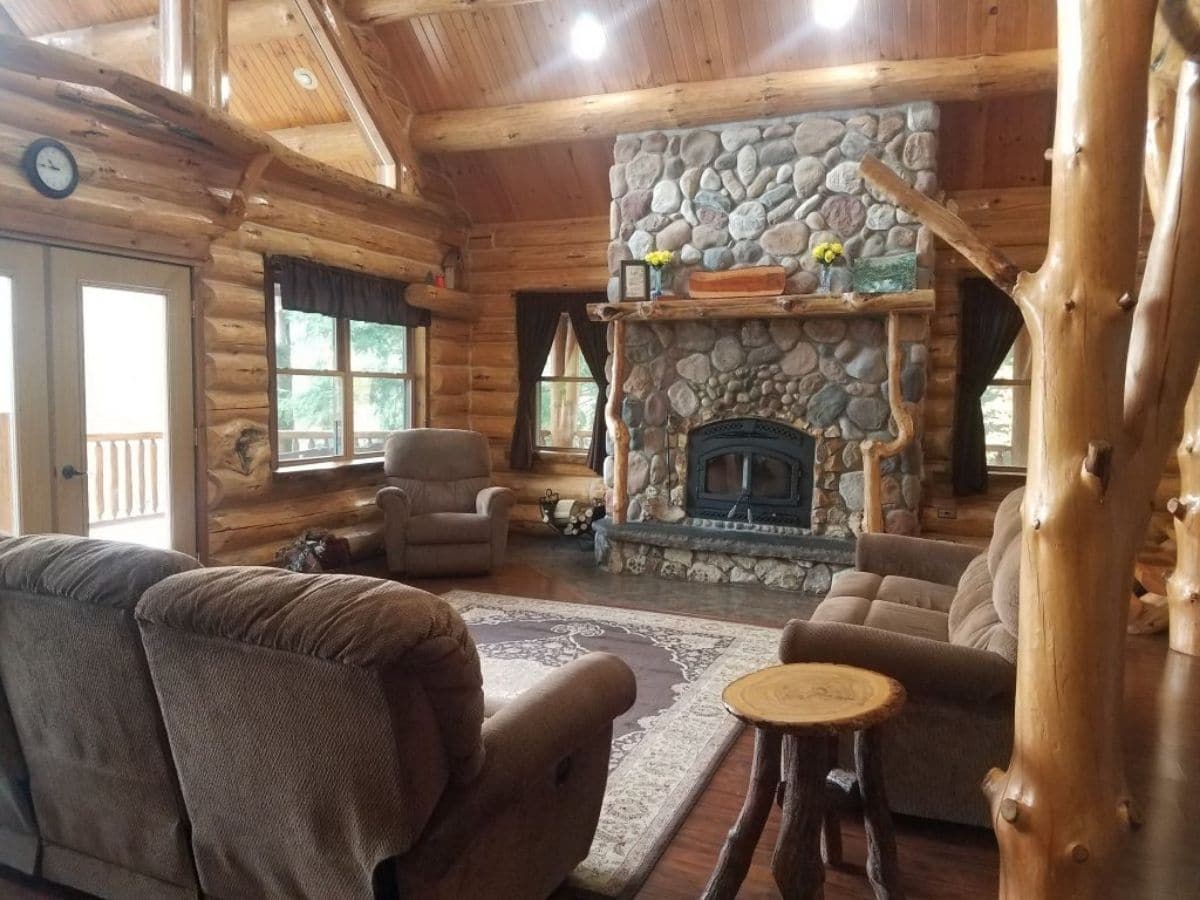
[820, 736, 843, 867]
[700, 727, 782, 900]
[854, 727, 904, 900]
[772, 734, 832, 900]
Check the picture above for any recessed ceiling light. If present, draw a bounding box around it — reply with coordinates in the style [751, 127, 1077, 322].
[813, 0, 858, 30]
[570, 12, 606, 61]
[293, 67, 318, 91]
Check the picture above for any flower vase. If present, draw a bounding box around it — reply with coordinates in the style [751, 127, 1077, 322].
[818, 265, 834, 294]
[650, 266, 665, 299]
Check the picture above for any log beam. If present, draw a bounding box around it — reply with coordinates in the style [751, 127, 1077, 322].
[294, 0, 418, 192]
[34, 0, 543, 65]
[411, 50, 1058, 153]
[269, 121, 368, 165]
[0, 33, 466, 228]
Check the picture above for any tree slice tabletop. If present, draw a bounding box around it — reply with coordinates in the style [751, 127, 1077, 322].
[722, 663, 906, 734]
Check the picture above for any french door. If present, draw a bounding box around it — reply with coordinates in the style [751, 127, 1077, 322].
[0, 239, 196, 553]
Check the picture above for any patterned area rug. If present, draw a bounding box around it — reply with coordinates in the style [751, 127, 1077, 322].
[443, 590, 781, 898]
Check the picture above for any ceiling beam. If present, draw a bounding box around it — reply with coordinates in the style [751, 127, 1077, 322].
[410, 49, 1060, 154]
[34, 0, 545, 64]
[270, 120, 369, 163]
[345, 0, 545, 26]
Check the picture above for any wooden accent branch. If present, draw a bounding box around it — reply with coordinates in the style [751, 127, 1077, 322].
[223, 151, 273, 227]
[411, 50, 1057, 153]
[605, 321, 630, 525]
[860, 313, 918, 534]
[586, 291, 935, 323]
[859, 155, 1024, 296]
[0, 33, 466, 228]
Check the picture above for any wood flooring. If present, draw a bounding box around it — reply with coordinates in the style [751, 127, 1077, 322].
[3, 535, 1198, 899]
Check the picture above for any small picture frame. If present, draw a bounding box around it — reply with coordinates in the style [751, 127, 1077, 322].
[619, 260, 649, 301]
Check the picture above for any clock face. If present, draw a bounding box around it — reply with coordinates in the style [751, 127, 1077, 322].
[24, 139, 78, 199]
[35, 145, 74, 193]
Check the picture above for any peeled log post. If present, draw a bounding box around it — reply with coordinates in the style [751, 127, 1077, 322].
[605, 321, 629, 524]
[1167, 392, 1200, 655]
[864, 3, 1200, 894]
[860, 312, 917, 534]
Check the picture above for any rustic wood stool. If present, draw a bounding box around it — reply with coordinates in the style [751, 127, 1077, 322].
[701, 663, 907, 900]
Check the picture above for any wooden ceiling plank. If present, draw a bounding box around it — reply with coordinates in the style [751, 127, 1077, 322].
[346, 0, 545, 27]
[410, 48, 1059, 153]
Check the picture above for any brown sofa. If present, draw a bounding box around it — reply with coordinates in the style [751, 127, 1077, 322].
[781, 488, 1023, 827]
[376, 429, 516, 577]
[135, 565, 636, 899]
[0, 534, 201, 897]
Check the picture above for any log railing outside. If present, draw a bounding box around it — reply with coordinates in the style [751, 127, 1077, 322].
[277, 429, 392, 461]
[87, 431, 165, 525]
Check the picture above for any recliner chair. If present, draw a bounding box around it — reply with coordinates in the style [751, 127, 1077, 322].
[376, 429, 515, 577]
[136, 565, 636, 899]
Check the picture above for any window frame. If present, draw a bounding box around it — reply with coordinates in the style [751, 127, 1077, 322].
[984, 332, 1032, 474]
[267, 291, 424, 471]
[533, 313, 598, 457]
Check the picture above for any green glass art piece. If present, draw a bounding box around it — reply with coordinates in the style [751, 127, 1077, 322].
[851, 252, 917, 293]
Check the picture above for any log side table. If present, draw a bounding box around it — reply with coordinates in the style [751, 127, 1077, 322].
[701, 663, 907, 900]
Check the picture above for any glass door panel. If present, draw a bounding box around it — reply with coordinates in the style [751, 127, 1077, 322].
[0, 274, 19, 533]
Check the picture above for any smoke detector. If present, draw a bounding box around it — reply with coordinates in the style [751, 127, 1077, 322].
[293, 67, 319, 91]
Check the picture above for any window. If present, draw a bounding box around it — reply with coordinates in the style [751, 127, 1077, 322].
[982, 328, 1031, 470]
[536, 312, 598, 453]
[272, 293, 416, 465]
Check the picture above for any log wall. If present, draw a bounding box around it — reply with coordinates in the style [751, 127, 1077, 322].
[0, 73, 467, 565]
[466, 218, 608, 532]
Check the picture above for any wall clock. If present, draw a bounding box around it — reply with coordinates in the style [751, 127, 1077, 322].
[22, 138, 80, 200]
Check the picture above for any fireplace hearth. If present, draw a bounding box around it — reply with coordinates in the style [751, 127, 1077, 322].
[686, 418, 815, 527]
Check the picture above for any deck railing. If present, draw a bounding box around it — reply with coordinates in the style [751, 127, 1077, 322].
[87, 431, 165, 525]
[277, 429, 392, 461]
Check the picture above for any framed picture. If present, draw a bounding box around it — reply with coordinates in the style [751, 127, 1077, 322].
[619, 260, 649, 301]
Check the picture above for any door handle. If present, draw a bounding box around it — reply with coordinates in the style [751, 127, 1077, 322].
[61, 464, 86, 479]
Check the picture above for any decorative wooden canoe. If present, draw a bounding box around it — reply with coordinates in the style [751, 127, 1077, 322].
[687, 265, 786, 298]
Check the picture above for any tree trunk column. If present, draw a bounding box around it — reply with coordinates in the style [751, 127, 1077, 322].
[1168, 381, 1200, 655]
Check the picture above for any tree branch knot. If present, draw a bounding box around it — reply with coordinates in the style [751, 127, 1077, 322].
[1082, 440, 1114, 494]
[1117, 292, 1137, 311]
[1168, 497, 1190, 520]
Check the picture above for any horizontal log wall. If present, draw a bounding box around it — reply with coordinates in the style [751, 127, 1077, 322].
[467, 217, 608, 532]
[0, 74, 464, 565]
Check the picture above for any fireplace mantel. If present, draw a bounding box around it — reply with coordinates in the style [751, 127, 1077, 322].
[587, 290, 934, 323]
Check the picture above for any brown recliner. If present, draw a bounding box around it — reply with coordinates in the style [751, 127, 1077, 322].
[136, 566, 636, 900]
[781, 488, 1023, 827]
[0, 534, 201, 897]
[376, 429, 515, 577]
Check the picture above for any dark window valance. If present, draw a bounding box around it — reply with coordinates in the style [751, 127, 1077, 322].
[269, 255, 430, 328]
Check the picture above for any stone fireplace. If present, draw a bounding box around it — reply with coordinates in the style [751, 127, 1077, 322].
[593, 102, 937, 593]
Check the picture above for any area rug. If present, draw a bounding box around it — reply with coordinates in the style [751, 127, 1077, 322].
[442, 590, 781, 898]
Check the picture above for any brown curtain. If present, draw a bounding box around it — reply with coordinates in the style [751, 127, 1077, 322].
[568, 299, 610, 474]
[953, 278, 1025, 496]
[269, 255, 430, 327]
[510, 292, 607, 471]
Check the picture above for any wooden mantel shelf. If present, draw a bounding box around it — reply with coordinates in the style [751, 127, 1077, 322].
[404, 283, 481, 322]
[587, 290, 934, 322]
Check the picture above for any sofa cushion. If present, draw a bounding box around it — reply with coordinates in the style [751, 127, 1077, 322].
[877, 575, 957, 613]
[987, 488, 1024, 574]
[408, 512, 493, 545]
[948, 554, 1018, 663]
[811, 594, 871, 625]
[827, 569, 882, 601]
[991, 539, 1021, 636]
[864, 600, 949, 643]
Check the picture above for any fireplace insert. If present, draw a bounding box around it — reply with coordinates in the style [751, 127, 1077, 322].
[685, 418, 815, 527]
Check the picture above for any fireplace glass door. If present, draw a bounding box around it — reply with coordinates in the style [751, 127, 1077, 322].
[687, 419, 815, 527]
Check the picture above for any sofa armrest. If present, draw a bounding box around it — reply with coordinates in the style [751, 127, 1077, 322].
[376, 485, 411, 518]
[399, 652, 636, 874]
[376, 486, 411, 572]
[856, 533, 981, 586]
[476, 486, 515, 519]
[780, 619, 1015, 705]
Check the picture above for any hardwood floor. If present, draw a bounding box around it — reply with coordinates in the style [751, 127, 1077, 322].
[3, 535, 1198, 899]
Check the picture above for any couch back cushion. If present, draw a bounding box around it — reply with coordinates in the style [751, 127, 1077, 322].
[947, 487, 1024, 663]
[136, 567, 486, 900]
[0, 534, 200, 890]
[384, 429, 492, 515]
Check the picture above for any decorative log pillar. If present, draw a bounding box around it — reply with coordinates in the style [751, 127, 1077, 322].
[1167, 388, 1200, 655]
[605, 320, 629, 523]
[160, 0, 229, 109]
[860, 312, 917, 534]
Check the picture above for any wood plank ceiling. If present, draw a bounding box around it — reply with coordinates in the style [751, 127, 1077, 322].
[2, 0, 1058, 222]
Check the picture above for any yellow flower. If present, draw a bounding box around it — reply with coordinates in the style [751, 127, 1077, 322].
[824, 249, 836, 264]
[832, 242, 844, 255]
[812, 244, 827, 260]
